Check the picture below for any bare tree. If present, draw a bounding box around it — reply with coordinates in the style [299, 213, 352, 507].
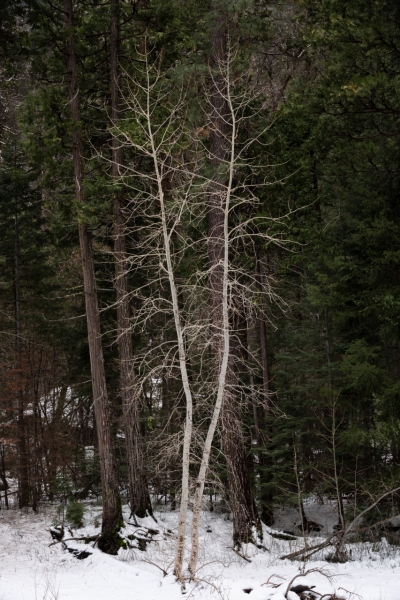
[115, 39, 287, 579]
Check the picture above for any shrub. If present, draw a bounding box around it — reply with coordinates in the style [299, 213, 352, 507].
[66, 501, 84, 529]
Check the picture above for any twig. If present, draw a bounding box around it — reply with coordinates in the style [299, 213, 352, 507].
[284, 568, 334, 599]
[140, 554, 175, 577]
[262, 573, 285, 587]
[127, 523, 160, 536]
[338, 587, 361, 599]
[190, 575, 228, 600]
[230, 548, 252, 563]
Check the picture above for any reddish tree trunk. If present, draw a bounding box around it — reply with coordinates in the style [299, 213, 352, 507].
[208, 0, 259, 547]
[255, 250, 271, 420]
[64, 0, 122, 553]
[110, 0, 152, 519]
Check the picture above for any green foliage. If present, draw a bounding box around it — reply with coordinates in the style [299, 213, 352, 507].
[51, 474, 73, 502]
[3, 0, 400, 527]
[66, 501, 85, 529]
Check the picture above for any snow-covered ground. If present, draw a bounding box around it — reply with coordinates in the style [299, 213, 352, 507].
[1, 503, 399, 600]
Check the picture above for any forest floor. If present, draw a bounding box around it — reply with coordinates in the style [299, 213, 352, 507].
[0, 502, 399, 600]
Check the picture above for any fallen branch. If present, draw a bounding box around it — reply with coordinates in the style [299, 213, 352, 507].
[139, 555, 174, 578]
[337, 587, 361, 600]
[127, 523, 160, 536]
[230, 548, 252, 563]
[48, 534, 99, 547]
[284, 568, 334, 599]
[280, 486, 400, 562]
[332, 485, 400, 560]
[355, 515, 400, 533]
[344, 486, 400, 538]
[280, 535, 335, 561]
[262, 574, 285, 588]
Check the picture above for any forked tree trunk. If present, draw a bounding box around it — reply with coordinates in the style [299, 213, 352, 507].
[64, 0, 122, 554]
[207, 0, 259, 549]
[110, 0, 152, 519]
[134, 52, 194, 578]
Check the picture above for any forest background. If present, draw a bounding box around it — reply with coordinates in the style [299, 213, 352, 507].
[1, 0, 400, 574]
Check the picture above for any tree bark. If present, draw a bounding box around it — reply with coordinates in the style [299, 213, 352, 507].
[110, 0, 152, 519]
[132, 52, 194, 578]
[255, 249, 271, 420]
[14, 196, 29, 509]
[254, 249, 274, 526]
[64, 0, 122, 554]
[31, 348, 43, 513]
[1, 446, 9, 509]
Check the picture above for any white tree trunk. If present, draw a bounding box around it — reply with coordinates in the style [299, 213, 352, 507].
[188, 57, 236, 576]
[143, 63, 194, 581]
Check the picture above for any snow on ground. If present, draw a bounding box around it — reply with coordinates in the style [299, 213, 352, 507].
[0, 503, 399, 600]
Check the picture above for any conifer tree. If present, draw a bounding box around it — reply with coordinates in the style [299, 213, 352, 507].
[63, 0, 122, 553]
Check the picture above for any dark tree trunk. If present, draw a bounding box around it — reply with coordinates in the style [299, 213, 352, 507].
[255, 249, 271, 421]
[208, 0, 259, 548]
[110, 0, 152, 519]
[14, 197, 29, 509]
[220, 373, 260, 546]
[46, 385, 67, 501]
[64, 0, 122, 554]
[254, 249, 274, 525]
[32, 386, 39, 512]
[1, 445, 9, 509]
[31, 349, 43, 512]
